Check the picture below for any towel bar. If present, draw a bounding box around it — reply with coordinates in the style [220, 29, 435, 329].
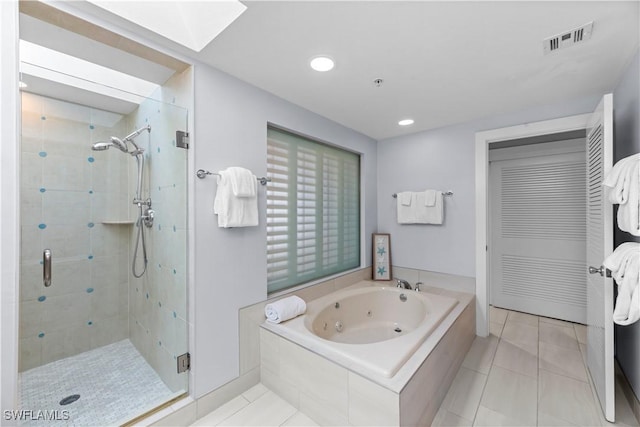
[196, 169, 271, 185]
[392, 191, 453, 198]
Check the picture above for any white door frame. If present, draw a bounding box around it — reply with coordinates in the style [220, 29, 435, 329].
[0, 0, 20, 415]
[475, 113, 591, 336]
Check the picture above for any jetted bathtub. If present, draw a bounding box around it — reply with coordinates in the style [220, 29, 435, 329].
[263, 283, 458, 378]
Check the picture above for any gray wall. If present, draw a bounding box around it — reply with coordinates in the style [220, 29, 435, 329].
[377, 95, 602, 278]
[613, 50, 640, 399]
[192, 64, 378, 398]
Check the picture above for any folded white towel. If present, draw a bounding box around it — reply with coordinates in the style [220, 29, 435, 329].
[603, 242, 640, 325]
[397, 192, 415, 224]
[424, 190, 437, 207]
[398, 192, 412, 206]
[603, 154, 640, 204]
[226, 166, 257, 197]
[603, 154, 640, 236]
[415, 190, 443, 224]
[213, 170, 259, 228]
[265, 296, 307, 323]
[616, 160, 640, 236]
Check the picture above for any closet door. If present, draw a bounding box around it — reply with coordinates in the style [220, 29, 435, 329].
[490, 142, 587, 323]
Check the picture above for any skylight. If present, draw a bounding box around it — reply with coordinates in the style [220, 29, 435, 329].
[86, 0, 247, 52]
[20, 40, 160, 104]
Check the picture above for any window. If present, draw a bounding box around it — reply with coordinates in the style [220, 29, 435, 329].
[267, 126, 360, 293]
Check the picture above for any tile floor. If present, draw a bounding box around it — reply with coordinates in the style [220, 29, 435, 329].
[433, 307, 639, 427]
[19, 339, 181, 426]
[192, 308, 640, 427]
[191, 383, 318, 427]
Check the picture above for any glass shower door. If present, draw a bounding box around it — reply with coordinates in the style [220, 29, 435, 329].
[19, 89, 189, 425]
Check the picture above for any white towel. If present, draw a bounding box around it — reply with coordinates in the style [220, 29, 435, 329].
[397, 192, 416, 224]
[603, 154, 639, 204]
[398, 192, 412, 206]
[213, 169, 259, 228]
[603, 242, 640, 325]
[616, 160, 640, 236]
[226, 166, 257, 197]
[424, 189, 437, 207]
[396, 190, 444, 224]
[414, 190, 443, 224]
[603, 154, 640, 236]
[265, 296, 307, 323]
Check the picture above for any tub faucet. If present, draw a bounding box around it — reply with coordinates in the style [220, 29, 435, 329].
[396, 278, 412, 290]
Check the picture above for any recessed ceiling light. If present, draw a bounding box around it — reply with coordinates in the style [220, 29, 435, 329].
[310, 56, 335, 72]
[398, 119, 414, 126]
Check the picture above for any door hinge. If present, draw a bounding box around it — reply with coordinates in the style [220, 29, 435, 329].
[176, 130, 189, 149]
[177, 352, 190, 373]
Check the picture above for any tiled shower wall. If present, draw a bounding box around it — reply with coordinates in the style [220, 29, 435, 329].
[128, 69, 190, 393]
[19, 92, 130, 371]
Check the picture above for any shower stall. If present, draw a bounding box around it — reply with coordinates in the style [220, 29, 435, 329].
[19, 78, 189, 424]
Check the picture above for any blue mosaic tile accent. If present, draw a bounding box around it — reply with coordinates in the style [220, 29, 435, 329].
[38, 151, 47, 158]
[89, 190, 94, 194]
[87, 321, 93, 326]
[87, 222, 95, 228]
[173, 269, 176, 275]
[146, 293, 149, 299]
[39, 188, 46, 193]
[89, 124, 95, 129]
[173, 311, 177, 318]
[88, 157, 95, 163]
[38, 332, 44, 338]
[173, 225, 176, 232]
[86, 288, 94, 293]
[38, 223, 46, 230]
[37, 296, 46, 302]
[88, 255, 94, 260]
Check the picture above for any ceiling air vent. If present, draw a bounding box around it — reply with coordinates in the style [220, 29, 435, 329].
[543, 21, 593, 55]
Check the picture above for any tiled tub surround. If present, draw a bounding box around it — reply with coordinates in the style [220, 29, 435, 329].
[267, 284, 458, 378]
[260, 282, 475, 426]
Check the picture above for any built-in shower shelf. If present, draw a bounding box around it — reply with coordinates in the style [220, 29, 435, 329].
[101, 220, 135, 225]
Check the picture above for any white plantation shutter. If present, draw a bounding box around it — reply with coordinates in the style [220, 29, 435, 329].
[267, 127, 360, 293]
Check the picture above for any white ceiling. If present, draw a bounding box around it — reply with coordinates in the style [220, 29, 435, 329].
[24, 1, 640, 140]
[199, 1, 640, 140]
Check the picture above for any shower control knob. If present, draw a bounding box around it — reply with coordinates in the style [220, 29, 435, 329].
[143, 208, 155, 228]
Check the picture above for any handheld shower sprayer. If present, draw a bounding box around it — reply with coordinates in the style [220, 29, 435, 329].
[90, 125, 151, 155]
[90, 124, 153, 278]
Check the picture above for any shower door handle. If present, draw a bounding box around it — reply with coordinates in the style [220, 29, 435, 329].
[43, 249, 52, 287]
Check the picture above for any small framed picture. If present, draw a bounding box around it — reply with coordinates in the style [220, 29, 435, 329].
[372, 233, 392, 281]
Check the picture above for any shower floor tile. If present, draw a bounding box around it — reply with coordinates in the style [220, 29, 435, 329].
[19, 339, 181, 427]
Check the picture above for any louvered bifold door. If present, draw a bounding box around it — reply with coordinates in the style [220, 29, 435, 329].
[585, 94, 614, 422]
[490, 150, 587, 323]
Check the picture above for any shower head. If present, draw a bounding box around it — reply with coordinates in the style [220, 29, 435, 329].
[110, 136, 129, 153]
[91, 141, 111, 151]
[91, 138, 128, 153]
[91, 125, 151, 155]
